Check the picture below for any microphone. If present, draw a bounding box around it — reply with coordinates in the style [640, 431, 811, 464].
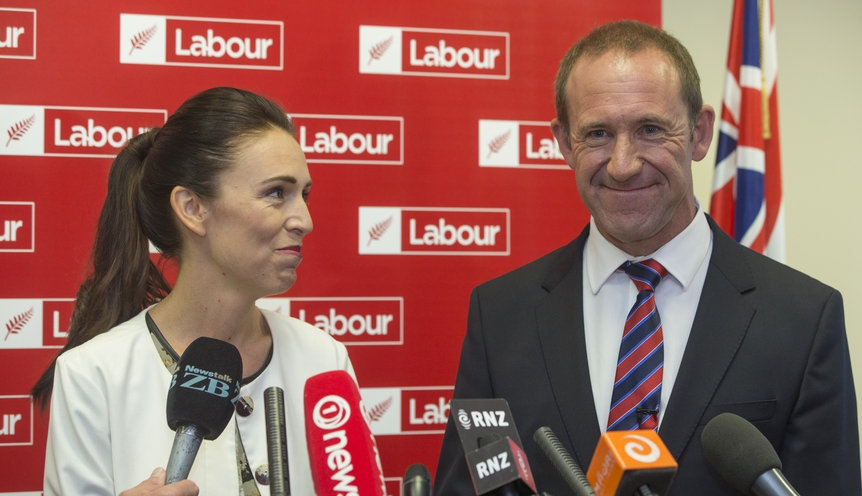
[701, 412, 801, 496]
[165, 336, 242, 483]
[264, 386, 290, 495]
[533, 426, 595, 496]
[449, 398, 537, 495]
[586, 430, 677, 496]
[402, 463, 432, 496]
[303, 370, 386, 496]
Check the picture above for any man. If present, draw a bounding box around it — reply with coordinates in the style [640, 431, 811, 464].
[434, 20, 859, 495]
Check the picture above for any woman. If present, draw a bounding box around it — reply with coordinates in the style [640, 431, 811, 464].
[32, 87, 362, 495]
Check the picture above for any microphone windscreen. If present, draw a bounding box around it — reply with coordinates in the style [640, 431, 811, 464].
[404, 462, 431, 481]
[701, 412, 782, 494]
[166, 336, 242, 440]
[403, 463, 432, 496]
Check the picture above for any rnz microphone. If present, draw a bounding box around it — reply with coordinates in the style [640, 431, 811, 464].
[533, 426, 595, 496]
[265, 386, 290, 496]
[402, 463, 432, 496]
[165, 336, 242, 483]
[701, 412, 801, 496]
[449, 399, 537, 495]
[304, 370, 386, 496]
[473, 435, 536, 495]
[586, 430, 677, 496]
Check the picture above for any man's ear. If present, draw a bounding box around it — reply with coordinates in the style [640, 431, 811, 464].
[551, 118, 575, 170]
[169, 186, 208, 237]
[691, 105, 716, 162]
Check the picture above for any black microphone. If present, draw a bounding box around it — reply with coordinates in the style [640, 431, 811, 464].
[533, 426, 595, 496]
[265, 386, 290, 495]
[477, 435, 526, 496]
[449, 399, 538, 495]
[165, 336, 242, 483]
[701, 412, 801, 496]
[402, 463, 432, 496]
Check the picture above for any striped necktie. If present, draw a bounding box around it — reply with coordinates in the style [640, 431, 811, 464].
[607, 259, 668, 431]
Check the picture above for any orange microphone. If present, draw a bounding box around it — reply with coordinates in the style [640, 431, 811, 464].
[586, 430, 677, 496]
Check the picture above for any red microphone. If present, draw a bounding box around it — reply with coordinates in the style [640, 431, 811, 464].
[586, 430, 677, 496]
[304, 370, 386, 496]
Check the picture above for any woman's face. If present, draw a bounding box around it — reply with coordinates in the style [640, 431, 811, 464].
[200, 127, 313, 298]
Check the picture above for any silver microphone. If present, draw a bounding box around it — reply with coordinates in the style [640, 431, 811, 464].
[264, 386, 290, 495]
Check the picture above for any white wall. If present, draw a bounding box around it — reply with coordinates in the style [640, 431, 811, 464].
[663, 0, 862, 432]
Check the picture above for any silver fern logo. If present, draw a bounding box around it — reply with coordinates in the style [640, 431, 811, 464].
[128, 24, 157, 55]
[368, 35, 394, 65]
[367, 396, 393, 422]
[5, 114, 35, 147]
[486, 129, 511, 158]
[367, 216, 393, 246]
[4, 307, 33, 341]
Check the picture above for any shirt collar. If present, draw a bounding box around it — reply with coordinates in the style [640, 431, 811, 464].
[585, 204, 711, 294]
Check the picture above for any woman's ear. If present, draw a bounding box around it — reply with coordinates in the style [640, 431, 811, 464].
[169, 186, 208, 237]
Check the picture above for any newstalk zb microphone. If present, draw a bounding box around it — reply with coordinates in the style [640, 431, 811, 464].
[586, 430, 677, 496]
[165, 336, 242, 483]
[701, 412, 801, 496]
[303, 370, 386, 496]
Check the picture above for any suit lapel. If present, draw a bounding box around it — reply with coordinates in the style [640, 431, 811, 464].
[534, 217, 759, 467]
[534, 227, 602, 467]
[659, 216, 757, 459]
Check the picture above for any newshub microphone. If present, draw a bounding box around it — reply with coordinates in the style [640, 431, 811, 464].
[303, 370, 386, 496]
[701, 412, 801, 496]
[165, 336, 242, 483]
[449, 398, 537, 495]
[586, 430, 677, 496]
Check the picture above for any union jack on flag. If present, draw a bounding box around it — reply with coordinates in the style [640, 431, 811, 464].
[710, 0, 785, 261]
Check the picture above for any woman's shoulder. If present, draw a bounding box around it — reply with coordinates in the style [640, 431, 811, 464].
[56, 310, 152, 368]
[259, 307, 346, 350]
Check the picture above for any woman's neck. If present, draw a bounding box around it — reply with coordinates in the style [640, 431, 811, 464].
[148, 279, 273, 377]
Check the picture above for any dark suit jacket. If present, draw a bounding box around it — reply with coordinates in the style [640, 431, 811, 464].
[434, 215, 860, 495]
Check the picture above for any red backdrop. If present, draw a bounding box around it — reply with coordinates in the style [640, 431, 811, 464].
[0, 1, 660, 493]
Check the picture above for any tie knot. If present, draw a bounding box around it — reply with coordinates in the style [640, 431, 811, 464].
[621, 259, 667, 291]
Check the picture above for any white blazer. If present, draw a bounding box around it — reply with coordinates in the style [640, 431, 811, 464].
[44, 307, 356, 496]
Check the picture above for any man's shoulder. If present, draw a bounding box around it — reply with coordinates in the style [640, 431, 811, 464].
[477, 234, 585, 294]
[711, 226, 837, 297]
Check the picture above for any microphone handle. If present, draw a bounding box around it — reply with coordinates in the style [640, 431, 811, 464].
[402, 475, 432, 496]
[752, 469, 801, 496]
[485, 485, 521, 496]
[265, 386, 290, 496]
[165, 424, 204, 483]
[633, 484, 659, 496]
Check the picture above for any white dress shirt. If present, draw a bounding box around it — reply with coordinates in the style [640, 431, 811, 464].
[583, 207, 713, 430]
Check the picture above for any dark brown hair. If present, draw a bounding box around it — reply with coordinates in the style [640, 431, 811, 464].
[32, 87, 294, 407]
[554, 20, 703, 138]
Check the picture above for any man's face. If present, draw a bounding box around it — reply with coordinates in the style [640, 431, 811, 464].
[552, 48, 714, 256]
